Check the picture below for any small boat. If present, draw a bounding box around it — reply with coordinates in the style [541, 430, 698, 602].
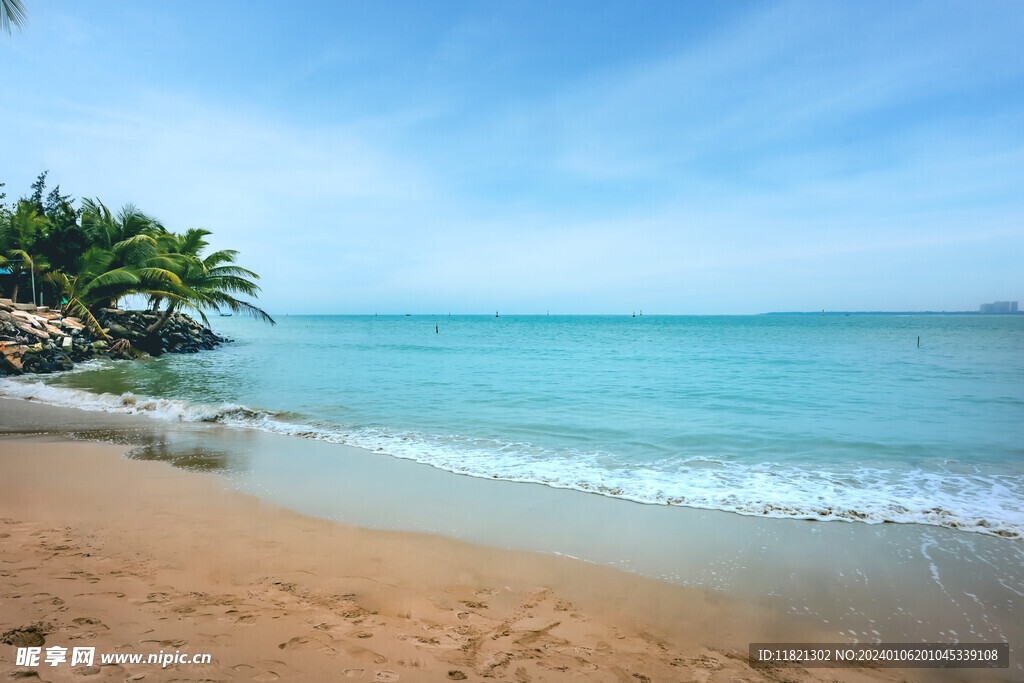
[219, 311, 232, 317]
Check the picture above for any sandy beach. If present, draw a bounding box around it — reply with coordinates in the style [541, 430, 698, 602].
[2, 397, 1019, 681]
[0, 409, 937, 681]
[4, 0, 1022, 678]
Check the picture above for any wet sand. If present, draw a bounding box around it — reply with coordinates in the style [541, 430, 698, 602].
[0, 398, 1018, 680]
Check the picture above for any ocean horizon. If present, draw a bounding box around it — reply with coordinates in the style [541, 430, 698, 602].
[2, 313, 1022, 540]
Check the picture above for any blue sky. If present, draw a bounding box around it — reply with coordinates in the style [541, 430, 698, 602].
[2, 0, 1022, 314]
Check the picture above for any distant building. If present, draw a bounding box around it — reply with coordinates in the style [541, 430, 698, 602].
[979, 301, 1018, 314]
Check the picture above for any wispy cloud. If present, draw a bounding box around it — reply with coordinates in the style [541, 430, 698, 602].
[1, 0, 1021, 313]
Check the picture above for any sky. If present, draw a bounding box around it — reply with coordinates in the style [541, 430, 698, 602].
[2, 0, 1022, 314]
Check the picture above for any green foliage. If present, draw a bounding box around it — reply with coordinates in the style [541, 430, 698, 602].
[27, 171, 47, 214]
[0, 201, 50, 302]
[142, 227, 274, 332]
[31, 175, 86, 275]
[1, 0, 27, 35]
[2, 173, 273, 330]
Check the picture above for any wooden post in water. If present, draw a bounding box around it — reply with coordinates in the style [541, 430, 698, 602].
[917, 336, 920, 348]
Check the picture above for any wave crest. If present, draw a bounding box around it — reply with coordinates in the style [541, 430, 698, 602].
[2, 376, 1020, 540]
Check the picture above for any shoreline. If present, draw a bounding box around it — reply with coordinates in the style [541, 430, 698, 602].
[3, 372, 1020, 542]
[0, 433, 879, 682]
[1, 398, 1021, 680]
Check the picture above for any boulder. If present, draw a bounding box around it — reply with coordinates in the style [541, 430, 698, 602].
[0, 354, 23, 374]
[105, 323, 135, 339]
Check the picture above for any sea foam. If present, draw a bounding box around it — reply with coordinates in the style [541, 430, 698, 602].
[2, 375, 1021, 540]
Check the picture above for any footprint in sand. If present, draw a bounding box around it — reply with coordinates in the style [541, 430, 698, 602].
[278, 636, 310, 650]
[1, 624, 48, 647]
[340, 642, 386, 664]
[374, 672, 399, 682]
[342, 668, 364, 678]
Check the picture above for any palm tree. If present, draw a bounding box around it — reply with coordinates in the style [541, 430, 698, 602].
[80, 199, 164, 252]
[48, 246, 190, 339]
[1, 0, 26, 34]
[0, 201, 50, 302]
[145, 228, 274, 333]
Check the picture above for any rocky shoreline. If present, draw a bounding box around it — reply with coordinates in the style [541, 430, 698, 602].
[0, 298, 228, 375]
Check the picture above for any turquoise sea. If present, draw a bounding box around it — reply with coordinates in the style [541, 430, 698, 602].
[3, 314, 1022, 539]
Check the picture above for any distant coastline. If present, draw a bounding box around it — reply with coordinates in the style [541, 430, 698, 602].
[762, 310, 1024, 316]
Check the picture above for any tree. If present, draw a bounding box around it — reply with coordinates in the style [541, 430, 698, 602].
[27, 171, 47, 214]
[0, 181, 10, 224]
[36, 184, 86, 275]
[49, 246, 190, 338]
[1, 0, 26, 34]
[0, 201, 50, 302]
[5, 173, 274, 337]
[80, 198, 164, 252]
[146, 228, 274, 333]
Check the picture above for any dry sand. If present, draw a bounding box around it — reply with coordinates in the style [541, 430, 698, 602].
[0, 435, 924, 681]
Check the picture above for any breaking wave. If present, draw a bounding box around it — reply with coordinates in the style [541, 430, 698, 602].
[1, 375, 1021, 540]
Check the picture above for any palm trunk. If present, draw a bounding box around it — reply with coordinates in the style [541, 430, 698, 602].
[145, 306, 175, 335]
[10, 282, 18, 303]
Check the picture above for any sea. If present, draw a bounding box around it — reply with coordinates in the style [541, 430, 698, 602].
[2, 314, 1022, 540]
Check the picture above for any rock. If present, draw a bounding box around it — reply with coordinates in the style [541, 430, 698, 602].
[105, 323, 135, 339]
[0, 298, 230, 375]
[10, 310, 43, 327]
[16, 323, 50, 340]
[1, 344, 25, 374]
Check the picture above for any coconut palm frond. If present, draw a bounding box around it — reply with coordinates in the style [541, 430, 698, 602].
[1, 0, 27, 34]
